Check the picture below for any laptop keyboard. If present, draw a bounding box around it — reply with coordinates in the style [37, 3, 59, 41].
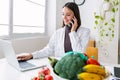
[18, 61, 36, 69]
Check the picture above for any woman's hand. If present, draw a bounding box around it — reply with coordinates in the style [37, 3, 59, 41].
[71, 17, 78, 31]
[17, 53, 33, 61]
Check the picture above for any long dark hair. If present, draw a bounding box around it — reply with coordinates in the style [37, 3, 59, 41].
[62, 2, 81, 30]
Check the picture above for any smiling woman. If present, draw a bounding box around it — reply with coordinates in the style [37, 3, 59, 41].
[17, 2, 90, 61]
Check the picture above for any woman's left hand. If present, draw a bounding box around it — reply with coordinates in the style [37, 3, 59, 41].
[71, 17, 78, 31]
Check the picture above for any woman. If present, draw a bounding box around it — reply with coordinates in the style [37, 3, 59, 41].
[17, 2, 90, 60]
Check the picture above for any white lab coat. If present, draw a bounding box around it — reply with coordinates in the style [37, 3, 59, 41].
[32, 26, 90, 59]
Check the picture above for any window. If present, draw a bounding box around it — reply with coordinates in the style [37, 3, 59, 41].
[0, 0, 9, 36]
[0, 0, 46, 39]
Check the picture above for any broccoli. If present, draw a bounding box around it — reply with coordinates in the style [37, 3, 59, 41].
[53, 51, 86, 80]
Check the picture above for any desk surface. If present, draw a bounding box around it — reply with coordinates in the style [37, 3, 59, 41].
[0, 58, 118, 80]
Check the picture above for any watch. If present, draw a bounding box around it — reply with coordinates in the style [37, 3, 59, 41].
[73, 0, 85, 6]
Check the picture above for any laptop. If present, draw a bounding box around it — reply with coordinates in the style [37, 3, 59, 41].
[0, 39, 46, 71]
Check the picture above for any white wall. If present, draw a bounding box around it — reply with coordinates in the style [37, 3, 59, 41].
[46, 0, 56, 36]
[0, 37, 49, 58]
[118, 4, 120, 63]
[11, 37, 49, 54]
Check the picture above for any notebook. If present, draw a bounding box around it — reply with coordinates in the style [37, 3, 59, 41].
[0, 39, 46, 71]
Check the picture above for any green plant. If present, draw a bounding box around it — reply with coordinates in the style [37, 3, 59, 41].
[94, 0, 119, 44]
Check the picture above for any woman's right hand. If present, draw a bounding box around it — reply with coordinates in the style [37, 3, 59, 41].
[71, 17, 78, 31]
[17, 53, 33, 61]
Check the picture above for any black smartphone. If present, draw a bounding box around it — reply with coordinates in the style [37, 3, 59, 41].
[68, 19, 74, 28]
[114, 67, 120, 78]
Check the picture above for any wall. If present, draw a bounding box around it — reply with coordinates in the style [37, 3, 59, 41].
[46, 0, 56, 36]
[12, 37, 49, 54]
[0, 37, 49, 58]
[94, 0, 119, 64]
[119, 3, 120, 63]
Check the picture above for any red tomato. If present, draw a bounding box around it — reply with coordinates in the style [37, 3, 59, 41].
[38, 67, 50, 76]
[86, 58, 100, 65]
[33, 77, 38, 80]
[45, 75, 53, 80]
[37, 78, 40, 80]
[43, 67, 50, 75]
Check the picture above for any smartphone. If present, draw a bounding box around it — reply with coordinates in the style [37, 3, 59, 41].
[67, 19, 74, 28]
[114, 67, 120, 78]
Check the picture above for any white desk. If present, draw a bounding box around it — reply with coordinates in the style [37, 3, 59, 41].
[0, 58, 52, 80]
[0, 58, 119, 80]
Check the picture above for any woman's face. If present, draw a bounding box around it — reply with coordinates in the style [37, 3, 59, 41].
[62, 7, 74, 26]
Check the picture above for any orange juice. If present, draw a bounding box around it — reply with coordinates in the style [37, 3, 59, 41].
[86, 47, 98, 60]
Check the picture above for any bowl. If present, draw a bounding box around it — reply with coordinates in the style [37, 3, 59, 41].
[53, 73, 68, 80]
[52, 69, 111, 80]
[104, 70, 111, 80]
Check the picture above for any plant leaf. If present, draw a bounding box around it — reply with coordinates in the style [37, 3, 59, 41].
[112, 8, 115, 13]
[111, 18, 115, 23]
[95, 20, 98, 25]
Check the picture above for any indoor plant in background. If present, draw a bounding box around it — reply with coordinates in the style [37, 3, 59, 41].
[94, 0, 119, 56]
